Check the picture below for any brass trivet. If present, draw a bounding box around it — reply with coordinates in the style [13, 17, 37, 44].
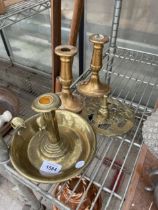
[81, 95, 135, 137]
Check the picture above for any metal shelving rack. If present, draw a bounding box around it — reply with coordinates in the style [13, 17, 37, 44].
[0, 0, 50, 64]
[0, 0, 50, 29]
[0, 0, 158, 209]
[1, 46, 157, 210]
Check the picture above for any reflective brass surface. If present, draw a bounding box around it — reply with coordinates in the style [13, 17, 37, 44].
[11, 117, 26, 129]
[10, 93, 96, 183]
[81, 95, 135, 137]
[52, 176, 102, 210]
[55, 45, 82, 113]
[77, 34, 111, 97]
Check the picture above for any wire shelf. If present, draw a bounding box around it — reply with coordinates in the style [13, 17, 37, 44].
[0, 0, 50, 29]
[1, 47, 158, 210]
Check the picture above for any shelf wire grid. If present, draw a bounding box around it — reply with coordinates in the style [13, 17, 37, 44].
[1, 47, 158, 210]
[0, 0, 50, 29]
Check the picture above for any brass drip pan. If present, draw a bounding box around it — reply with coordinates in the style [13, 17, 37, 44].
[10, 95, 96, 183]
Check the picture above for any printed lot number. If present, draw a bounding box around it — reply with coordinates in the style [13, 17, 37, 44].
[40, 160, 62, 174]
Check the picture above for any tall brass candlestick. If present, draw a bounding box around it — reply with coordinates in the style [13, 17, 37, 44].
[55, 45, 82, 113]
[77, 34, 110, 97]
[26, 93, 68, 169]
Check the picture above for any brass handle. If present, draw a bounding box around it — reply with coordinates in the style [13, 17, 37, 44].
[11, 117, 26, 129]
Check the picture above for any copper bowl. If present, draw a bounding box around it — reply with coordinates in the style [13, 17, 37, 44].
[52, 177, 102, 210]
[0, 87, 19, 135]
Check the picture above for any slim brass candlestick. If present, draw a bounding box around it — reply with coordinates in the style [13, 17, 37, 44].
[77, 34, 111, 97]
[55, 45, 82, 113]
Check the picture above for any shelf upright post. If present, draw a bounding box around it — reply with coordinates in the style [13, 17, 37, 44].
[0, 28, 14, 64]
[50, 0, 61, 92]
[106, 0, 122, 84]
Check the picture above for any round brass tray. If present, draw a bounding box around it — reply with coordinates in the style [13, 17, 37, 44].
[10, 110, 96, 183]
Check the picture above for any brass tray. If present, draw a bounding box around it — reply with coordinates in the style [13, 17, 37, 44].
[10, 110, 96, 183]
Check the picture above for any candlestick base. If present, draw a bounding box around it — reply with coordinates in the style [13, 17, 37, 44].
[77, 79, 111, 97]
[60, 92, 83, 113]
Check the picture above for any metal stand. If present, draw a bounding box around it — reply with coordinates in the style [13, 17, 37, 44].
[0, 28, 14, 64]
[17, 183, 45, 210]
[0, 0, 50, 30]
[0, 134, 45, 210]
[145, 168, 158, 208]
[0, 0, 157, 209]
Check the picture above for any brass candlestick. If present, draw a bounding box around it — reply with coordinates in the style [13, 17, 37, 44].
[77, 34, 111, 97]
[55, 45, 82, 113]
[52, 177, 102, 210]
[10, 93, 96, 183]
[82, 94, 135, 137]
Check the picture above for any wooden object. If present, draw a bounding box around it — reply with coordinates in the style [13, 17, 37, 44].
[50, 0, 61, 92]
[50, 0, 84, 92]
[0, 0, 6, 14]
[0, 0, 23, 15]
[55, 76, 62, 93]
[4, 0, 22, 7]
[68, 0, 84, 46]
[122, 144, 158, 210]
[154, 99, 158, 111]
